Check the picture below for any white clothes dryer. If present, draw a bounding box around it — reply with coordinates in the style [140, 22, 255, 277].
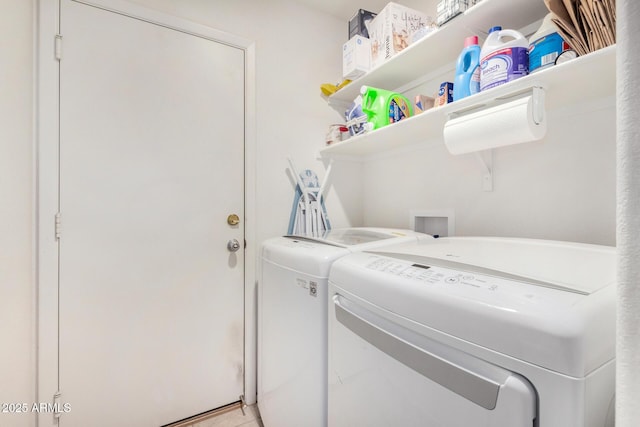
[328, 237, 616, 427]
[258, 228, 432, 427]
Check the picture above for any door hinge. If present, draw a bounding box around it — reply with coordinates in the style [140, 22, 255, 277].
[55, 212, 61, 240]
[55, 34, 62, 61]
[53, 390, 63, 419]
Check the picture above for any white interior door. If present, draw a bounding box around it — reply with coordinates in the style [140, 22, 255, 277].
[58, 1, 245, 425]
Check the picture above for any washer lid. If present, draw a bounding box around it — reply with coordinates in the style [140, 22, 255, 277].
[262, 236, 349, 278]
[324, 228, 400, 246]
[329, 237, 616, 377]
[288, 227, 430, 248]
[263, 228, 432, 277]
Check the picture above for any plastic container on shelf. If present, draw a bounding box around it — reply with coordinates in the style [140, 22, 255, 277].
[529, 14, 569, 73]
[453, 35, 481, 101]
[360, 85, 413, 130]
[480, 26, 529, 91]
[344, 95, 371, 136]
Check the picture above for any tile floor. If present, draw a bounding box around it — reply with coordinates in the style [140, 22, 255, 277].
[187, 404, 263, 427]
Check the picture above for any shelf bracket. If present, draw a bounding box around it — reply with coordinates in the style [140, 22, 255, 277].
[475, 150, 493, 192]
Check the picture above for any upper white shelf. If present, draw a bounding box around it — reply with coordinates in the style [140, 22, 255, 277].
[320, 44, 616, 158]
[327, 0, 549, 109]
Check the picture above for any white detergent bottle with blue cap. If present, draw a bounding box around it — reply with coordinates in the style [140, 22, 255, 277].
[480, 26, 529, 92]
[453, 35, 481, 101]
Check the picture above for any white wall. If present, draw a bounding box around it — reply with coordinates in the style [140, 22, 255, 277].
[0, 1, 35, 427]
[357, 14, 617, 246]
[616, 1, 640, 424]
[363, 102, 616, 245]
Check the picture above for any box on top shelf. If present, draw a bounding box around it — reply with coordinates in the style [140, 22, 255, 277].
[343, 35, 371, 80]
[436, 0, 483, 26]
[349, 9, 377, 39]
[368, 2, 435, 69]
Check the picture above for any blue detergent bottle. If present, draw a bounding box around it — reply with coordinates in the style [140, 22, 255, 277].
[453, 35, 481, 101]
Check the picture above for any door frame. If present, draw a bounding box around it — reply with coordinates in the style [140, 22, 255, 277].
[36, 1, 257, 424]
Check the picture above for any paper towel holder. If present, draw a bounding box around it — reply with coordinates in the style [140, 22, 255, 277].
[530, 86, 545, 125]
[444, 87, 547, 155]
[447, 86, 546, 125]
[444, 86, 546, 192]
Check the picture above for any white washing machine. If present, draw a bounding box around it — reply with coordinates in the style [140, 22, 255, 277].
[328, 237, 616, 427]
[258, 228, 432, 427]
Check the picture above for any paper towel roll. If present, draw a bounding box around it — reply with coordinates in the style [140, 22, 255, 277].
[444, 95, 547, 155]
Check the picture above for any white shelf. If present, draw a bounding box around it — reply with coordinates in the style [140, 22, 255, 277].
[320, 45, 616, 158]
[327, 0, 550, 109]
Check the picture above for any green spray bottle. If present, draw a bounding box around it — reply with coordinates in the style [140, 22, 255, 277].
[360, 85, 413, 130]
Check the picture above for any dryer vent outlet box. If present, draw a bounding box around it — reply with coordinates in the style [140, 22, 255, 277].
[411, 210, 455, 238]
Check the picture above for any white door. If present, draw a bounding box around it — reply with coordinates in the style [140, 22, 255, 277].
[58, 1, 245, 425]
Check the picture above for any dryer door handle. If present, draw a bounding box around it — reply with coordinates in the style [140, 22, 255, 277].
[333, 294, 509, 410]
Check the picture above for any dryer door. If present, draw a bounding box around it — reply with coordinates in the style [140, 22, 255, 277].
[328, 293, 537, 427]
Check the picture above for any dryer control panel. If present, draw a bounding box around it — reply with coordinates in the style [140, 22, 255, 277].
[366, 256, 500, 292]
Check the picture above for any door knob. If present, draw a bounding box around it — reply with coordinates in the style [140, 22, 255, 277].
[227, 239, 241, 252]
[227, 214, 240, 226]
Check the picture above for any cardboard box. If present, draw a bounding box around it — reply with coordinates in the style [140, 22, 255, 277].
[434, 82, 454, 107]
[343, 35, 371, 80]
[349, 9, 377, 39]
[368, 2, 434, 68]
[414, 94, 436, 114]
[436, 0, 482, 26]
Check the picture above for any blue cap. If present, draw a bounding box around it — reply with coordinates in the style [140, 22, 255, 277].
[488, 26, 502, 33]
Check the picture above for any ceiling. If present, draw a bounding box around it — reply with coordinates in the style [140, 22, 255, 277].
[294, 0, 439, 21]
